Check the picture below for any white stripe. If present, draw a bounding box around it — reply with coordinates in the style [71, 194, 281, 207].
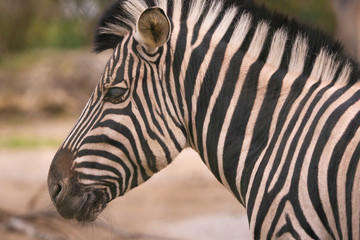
[266, 28, 288, 68]
[309, 49, 332, 81]
[317, 99, 360, 239]
[192, 1, 224, 47]
[76, 167, 119, 178]
[245, 72, 315, 232]
[235, 27, 288, 201]
[247, 22, 270, 59]
[154, 0, 168, 13]
[168, 0, 185, 127]
[337, 127, 360, 240]
[202, 12, 252, 169]
[288, 34, 308, 74]
[73, 101, 103, 151]
[123, 0, 148, 23]
[191, 6, 238, 150]
[336, 63, 352, 85]
[217, 22, 269, 194]
[296, 86, 360, 238]
[235, 44, 285, 202]
[229, 13, 252, 47]
[351, 150, 360, 238]
[187, 0, 208, 26]
[99, 23, 129, 37]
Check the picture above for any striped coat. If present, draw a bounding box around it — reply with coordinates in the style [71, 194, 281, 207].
[48, 0, 360, 238]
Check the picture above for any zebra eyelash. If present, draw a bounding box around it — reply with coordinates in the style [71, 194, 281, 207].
[104, 88, 128, 104]
[104, 80, 130, 104]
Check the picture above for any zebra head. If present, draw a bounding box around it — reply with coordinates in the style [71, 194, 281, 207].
[48, 6, 187, 222]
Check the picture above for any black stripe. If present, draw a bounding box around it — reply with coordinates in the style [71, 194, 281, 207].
[157, 73, 185, 152]
[160, 49, 186, 132]
[205, 50, 245, 186]
[275, 213, 301, 240]
[346, 141, 360, 240]
[172, 22, 188, 119]
[164, 40, 184, 129]
[185, 28, 216, 145]
[77, 172, 119, 198]
[81, 134, 138, 191]
[196, 40, 228, 157]
[258, 26, 275, 63]
[66, 101, 104, 149]
[114, 59, 125, 84]
[132, 76, 173, 166]
[308, 89, 360, 237]
[328, 111, 360, 238]
[278, 84, 348, 239]
[110, 42, 123, 75]
[76, 149, 129, 191]
[129, 106, 170, 171]
[256, 83, 343, 238]
[166, 0, 174, 20]
[96, 118, 150, 182]
[141, 65, 164, 136]
[222, 61, 264, 192]
[249, 78, 321, 239]
[72, 102, 104, 148]
[190, 4, 213, 45]
[240, 68, 286, 200]
[76, 161, 123, 198]
[99, 179, 119, 199]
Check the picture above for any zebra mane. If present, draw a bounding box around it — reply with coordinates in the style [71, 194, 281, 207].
[94, 0, 360, 84]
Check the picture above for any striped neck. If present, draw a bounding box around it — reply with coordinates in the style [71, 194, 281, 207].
[166, 3, 358, 204]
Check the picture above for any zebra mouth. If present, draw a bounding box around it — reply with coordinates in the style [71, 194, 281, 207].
[73, 191, 107, 222]
[49, 181, 107, 222]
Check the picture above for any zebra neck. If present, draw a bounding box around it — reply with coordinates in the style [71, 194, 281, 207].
[168, 14, 284, 202]
[170, 23, 357, 205]
[163, 0, 360, 205]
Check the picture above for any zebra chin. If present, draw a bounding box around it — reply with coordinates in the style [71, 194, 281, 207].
[48, 148, 108, 222]
[53, 187, 107, 222]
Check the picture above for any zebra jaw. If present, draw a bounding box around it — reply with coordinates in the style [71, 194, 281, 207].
[48, 149, 108, 222]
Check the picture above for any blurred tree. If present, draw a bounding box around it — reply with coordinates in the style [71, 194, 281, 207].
[255, 0, 337, 34]
[58, 0, 100, 18]
[331, 0, 360, 60]
[0, 0, 111, 58]
[0, 0, 60, 53]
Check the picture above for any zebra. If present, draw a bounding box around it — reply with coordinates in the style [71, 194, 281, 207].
[47, 0, 360, 238]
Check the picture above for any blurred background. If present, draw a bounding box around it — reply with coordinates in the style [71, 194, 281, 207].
[0, 0, 359, 239]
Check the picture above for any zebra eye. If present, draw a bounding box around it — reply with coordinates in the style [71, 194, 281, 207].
[104, 87, 128, 103]
[107, 87, 127, 97]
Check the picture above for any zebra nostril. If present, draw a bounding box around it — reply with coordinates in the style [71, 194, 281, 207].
[48, 148, 75, 203]
[51, 182, 64, 202]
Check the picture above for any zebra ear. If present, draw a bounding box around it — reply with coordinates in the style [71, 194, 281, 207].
[135, 7, 170, 53]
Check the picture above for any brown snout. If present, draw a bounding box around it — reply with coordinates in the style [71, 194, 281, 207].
[48, 149, 106, 222]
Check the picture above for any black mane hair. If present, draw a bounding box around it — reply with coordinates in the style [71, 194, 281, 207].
[94, 0, 360, 84]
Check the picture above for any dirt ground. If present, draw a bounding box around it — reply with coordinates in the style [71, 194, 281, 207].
[0, 119, 251, 240]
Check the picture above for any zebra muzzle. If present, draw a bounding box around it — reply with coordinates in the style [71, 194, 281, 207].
[48, 148, 107, 222]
